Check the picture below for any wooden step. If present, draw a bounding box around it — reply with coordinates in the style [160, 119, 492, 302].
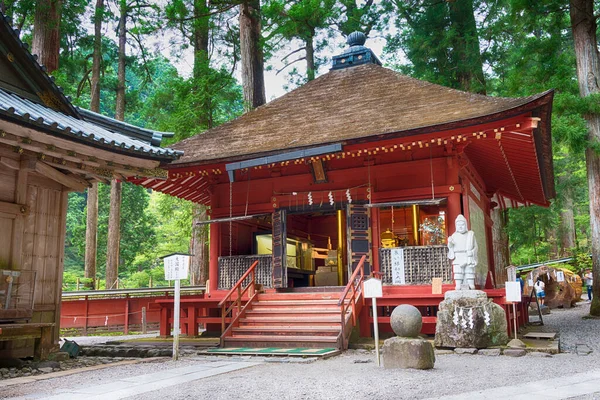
[246, 309, 342, 317]
[224, 334, 340, 349]
[232, 326, 340, 336]
[252, 300, 345, 307]
[239, 316, 342, 327]
[257, 292, 342, 301]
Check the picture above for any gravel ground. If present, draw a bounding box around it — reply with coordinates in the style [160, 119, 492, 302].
[2, 302, 599, 400]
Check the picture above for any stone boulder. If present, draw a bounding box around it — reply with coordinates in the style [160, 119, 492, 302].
[382, 337, 435, 370]
[390, 304, 422, 338]
[434, 290, 509, 349]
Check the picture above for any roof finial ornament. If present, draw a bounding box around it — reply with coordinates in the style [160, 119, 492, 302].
[331, 31, 381, 70]
[347, 31, 366, 47]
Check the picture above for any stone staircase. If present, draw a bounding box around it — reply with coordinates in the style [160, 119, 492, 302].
[222, 290, 351, 349]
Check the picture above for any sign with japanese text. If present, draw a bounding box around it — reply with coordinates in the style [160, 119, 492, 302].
[164, 254, 190, 280]
[391, 248, 405, 285]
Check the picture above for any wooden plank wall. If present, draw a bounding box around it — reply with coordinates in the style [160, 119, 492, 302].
[1, 148, 68, 358]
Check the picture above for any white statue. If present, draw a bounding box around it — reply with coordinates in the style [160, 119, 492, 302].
[447, 214, 478, 290]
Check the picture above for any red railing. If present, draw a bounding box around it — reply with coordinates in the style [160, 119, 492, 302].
[337, 255, 366, 349]
[217, 260, 260, 347]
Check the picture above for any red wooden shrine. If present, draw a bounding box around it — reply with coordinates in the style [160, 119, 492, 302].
[130, 34, 554, 340]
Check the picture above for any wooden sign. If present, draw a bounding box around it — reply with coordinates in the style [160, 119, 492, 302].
[556, 270, 565, 282]
[505, 281, 522, 302]
[164, 254, 190, 280]
[432, 277, 442, 294]
[364, 277, 383, 298]
[506, 265, 517, 282]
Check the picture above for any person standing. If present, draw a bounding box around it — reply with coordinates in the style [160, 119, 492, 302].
[534, 277, 546, 307]
[584, 269, 593, 301]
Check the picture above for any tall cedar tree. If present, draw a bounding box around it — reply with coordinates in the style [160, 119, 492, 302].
[569, 0, 600, 315]
[240, 0, 266, 110]
[106, 0, 128, 289]
[85, 0, 104, 287]
[31, 0, 62, 73]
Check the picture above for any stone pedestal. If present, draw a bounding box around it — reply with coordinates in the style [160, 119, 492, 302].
[382, 337, 435, 370]
[434, 290, 509, 349]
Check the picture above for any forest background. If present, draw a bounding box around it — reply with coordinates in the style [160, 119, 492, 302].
[1, 0, 597, 299]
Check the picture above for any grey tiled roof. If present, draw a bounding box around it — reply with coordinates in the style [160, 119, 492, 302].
[0, 87, 182, 160]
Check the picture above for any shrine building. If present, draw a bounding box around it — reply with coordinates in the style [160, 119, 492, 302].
[130, 33, 554, 349]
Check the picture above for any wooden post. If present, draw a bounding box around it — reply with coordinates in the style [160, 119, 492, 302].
[84, 295, 89, 336]
[142, 307, 147, 334]
[124, 294, 130, 335]
[209, 222, 220, 293]
[149, 275, 153, 288]
[76, 278, 80, 291]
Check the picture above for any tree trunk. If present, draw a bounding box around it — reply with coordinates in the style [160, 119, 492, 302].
[105, 0, 126, 290]
[31, 0, 62, 73]
[192, 0, 210, 80]
[105, 179, 122, 290]
[560, 186, 576, 254]
[240, 0, 266, 111]
[115, 0, 126, 121]
[569, 0, 600, 316]
[190, 205, 208, 285]
[306, 34, 315, 81]
[90, 0, 104, 113]
[84, 0, 104, 289]
[84, 182, 98, 287]
[491, 207, 510, 286]
[192, 0, 212, 129]
[188, 0, 211, 281]
[447, 0, 486, 94]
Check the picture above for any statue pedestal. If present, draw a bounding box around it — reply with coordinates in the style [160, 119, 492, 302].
[382, 337, 435, 370]
[434, 290, 509, 349]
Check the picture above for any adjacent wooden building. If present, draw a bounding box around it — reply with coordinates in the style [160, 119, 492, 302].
[0, 14, 181, 358]
[131, 33, 554, 349]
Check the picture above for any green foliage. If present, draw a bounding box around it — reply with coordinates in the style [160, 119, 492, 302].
[263, 0, 336, 85]
[64, 192, 86, 272]
[572, 251, 593, 274]
[385, 0, 486, 93]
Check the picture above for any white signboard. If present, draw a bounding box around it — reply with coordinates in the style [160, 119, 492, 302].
[391, 248, 405, 285]
[364, 278, 383, 298]
[556, 270, 565, 282]
[164, 254, 190, 281]
[505, 281, 522, 302]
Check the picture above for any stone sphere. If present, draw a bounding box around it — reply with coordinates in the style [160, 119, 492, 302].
[390, 305, 423, 338]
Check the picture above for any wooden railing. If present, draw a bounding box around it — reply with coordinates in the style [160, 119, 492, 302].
[217, 260, 260, 347]
[337, 255, 366, 349]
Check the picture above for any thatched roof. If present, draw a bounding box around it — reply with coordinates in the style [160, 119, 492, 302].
[172, 63, 552, 166]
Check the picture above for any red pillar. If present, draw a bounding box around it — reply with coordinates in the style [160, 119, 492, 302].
[371, 207, 380, 275]
[209, 222, 220, 294]
[447, 192, 461, 235]
[124, 295, 130, 335]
